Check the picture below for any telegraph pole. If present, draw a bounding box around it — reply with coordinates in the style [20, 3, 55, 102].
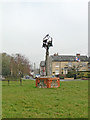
[42, 34, 53, 76]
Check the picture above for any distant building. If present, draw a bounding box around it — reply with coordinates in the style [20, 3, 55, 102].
[50, 53, 88, 75]
[40, 53, 89, 76]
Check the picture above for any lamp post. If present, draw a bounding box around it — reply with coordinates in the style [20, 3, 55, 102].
[42, 34, 53, 76]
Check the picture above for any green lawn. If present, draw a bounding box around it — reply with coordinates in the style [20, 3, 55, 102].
[2, 80, 88, 118]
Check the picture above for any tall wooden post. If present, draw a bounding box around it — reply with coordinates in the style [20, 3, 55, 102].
[42, 34, 53, 77]
[46, 46, 49, 76]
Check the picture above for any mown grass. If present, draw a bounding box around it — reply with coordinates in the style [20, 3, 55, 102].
[2, 80, 88, 118]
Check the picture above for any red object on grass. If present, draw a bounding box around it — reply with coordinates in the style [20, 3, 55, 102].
[36, 77, 60, 88]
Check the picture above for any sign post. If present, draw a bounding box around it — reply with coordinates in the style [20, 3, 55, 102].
[42, 34, 53, 76]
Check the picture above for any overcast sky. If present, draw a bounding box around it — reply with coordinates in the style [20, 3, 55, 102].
[0, 0, 89, 68]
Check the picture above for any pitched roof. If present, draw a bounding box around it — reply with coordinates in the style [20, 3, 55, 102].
[50, 55, 88, 62]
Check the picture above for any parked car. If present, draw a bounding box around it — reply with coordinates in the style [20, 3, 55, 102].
[25, 75, 30, 79]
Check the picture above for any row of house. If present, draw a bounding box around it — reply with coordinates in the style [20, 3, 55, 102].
[40, 53, 89, 76]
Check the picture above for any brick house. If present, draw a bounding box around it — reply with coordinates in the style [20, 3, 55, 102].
[40, 53, 88, 76]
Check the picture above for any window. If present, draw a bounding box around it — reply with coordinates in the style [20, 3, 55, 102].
[55, 70, 59, 75]
[68, 62, 72, 67]
[82, 62, 87, 67]
[82, 69, 86, 71]
[55, 63, 59, 68]
[63, 69, 68, 74]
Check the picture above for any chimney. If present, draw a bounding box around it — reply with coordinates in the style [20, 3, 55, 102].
[76, 53, 80, 56]
[54, 53, 58, 56]
[54, 53, 56, 56]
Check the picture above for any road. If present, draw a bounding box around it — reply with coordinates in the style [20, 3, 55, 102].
[23, 78, 82, 81]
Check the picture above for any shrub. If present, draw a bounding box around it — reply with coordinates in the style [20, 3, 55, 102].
[60, 76, 64, 79]
[66, 74, 74, 78]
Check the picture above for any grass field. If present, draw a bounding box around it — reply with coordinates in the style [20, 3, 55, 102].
[2, 80, 88, 118]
